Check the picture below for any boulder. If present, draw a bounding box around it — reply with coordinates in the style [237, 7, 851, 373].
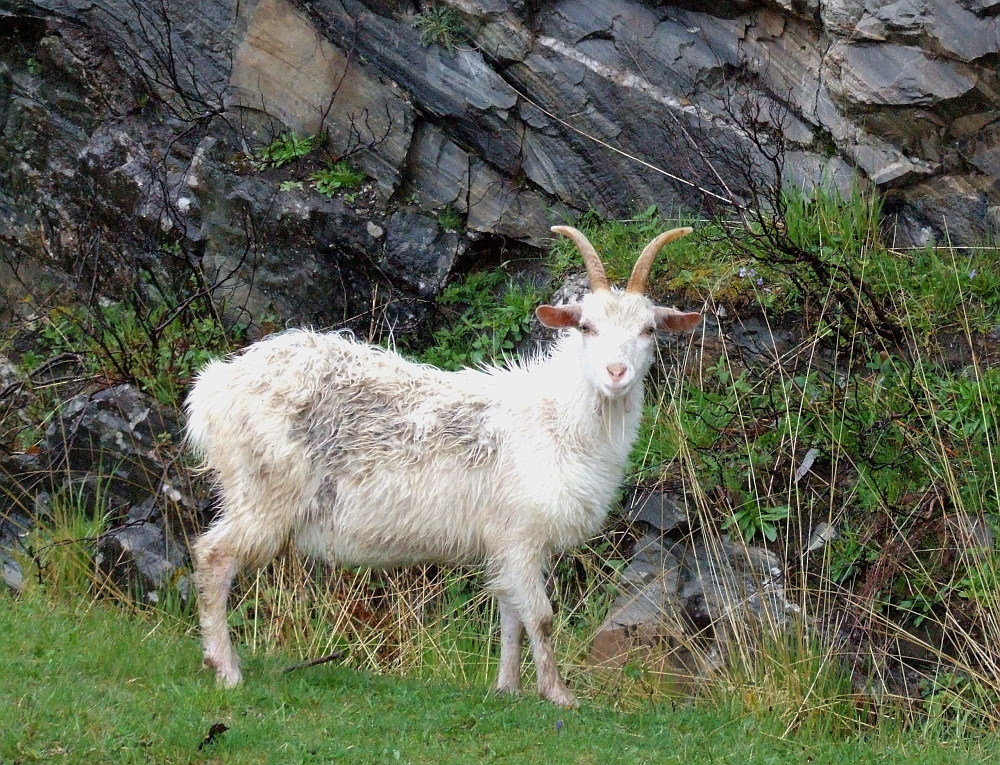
[0, 369, 212, 598]
[0, 458, 38, 593]
[23, 384, 205, 599]
[42, 385, 183, 507]
[96, 496, 192, 603]
[591, 528, 797, 673]
[382, 211, 464, 298]
[885, 174, 1000, 246]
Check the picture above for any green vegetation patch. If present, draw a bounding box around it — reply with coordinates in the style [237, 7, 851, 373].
[3, 592, 997, 764]
[414, 269, 541, 371]
[412, 5, 469, 56]
[251, 132, 317, 170]
[309, 160, 365, 197]
[16, 271, 242, 409]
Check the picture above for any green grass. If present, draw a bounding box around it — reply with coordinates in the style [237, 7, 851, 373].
[4, 592, 999, 764]
[410, 269, 540, 370]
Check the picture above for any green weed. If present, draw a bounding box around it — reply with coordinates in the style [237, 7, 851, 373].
[412, 5, 469, 56]
[252, 132, 316, 170]
[416, 270, 541, 370]
[436, 205, 463, 231]
[19, 272, 243, 407]
[309, 160, 365, 197]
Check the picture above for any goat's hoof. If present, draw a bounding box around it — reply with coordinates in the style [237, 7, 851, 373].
[204, 657, 242, 688]
[541, 685, 579, 708]
[494, 682, 521, 698]
[216, 670, 243, 689]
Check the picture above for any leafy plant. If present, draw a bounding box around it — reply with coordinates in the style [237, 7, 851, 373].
[723, 503, 791, 543]
[252, 132, 316, 170]
[412, 5, 469, 56]
[436, 205, 463, 231]
[19, 270, 243, 407]
[416, 270, 541, 371]
[309, 160, 365, 197]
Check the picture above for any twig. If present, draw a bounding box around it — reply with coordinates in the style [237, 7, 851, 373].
[281, 650, 346, 673]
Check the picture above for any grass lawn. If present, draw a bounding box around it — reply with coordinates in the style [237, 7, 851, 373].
[2, 593, 999, 764]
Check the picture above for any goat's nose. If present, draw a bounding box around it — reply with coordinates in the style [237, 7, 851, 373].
[607, 363, 627, 382]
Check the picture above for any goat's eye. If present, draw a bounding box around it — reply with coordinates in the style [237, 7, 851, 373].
[641, 325, 656, 337]
[579, 322, 596, 336]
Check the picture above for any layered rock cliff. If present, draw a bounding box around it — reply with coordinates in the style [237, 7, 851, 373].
[1, 0, 998, 324]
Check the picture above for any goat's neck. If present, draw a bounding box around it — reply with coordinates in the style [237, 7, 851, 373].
[538, 345, 645, 452]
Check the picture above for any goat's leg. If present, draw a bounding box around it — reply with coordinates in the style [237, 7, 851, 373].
[193, 532, 243, 687]
[493, 559, 578, 708]
[495, 598, 523, 695]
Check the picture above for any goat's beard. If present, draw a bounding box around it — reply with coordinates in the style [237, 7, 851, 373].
[595, 390, 634, 416]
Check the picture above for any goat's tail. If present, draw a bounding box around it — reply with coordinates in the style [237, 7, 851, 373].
[184, 357, 231, 465]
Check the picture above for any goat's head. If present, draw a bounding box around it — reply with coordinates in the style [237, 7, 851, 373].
[536, 225, 701, 400]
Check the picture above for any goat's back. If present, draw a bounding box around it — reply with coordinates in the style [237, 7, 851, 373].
[186, 331, 526, 566]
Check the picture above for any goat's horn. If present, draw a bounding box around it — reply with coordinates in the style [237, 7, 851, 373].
[626, 227, 693, 294]
[551, 226, 610, 293]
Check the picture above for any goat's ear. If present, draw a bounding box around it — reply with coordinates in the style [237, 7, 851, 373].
[654, 308, 701, 333]
[536, 304, 583, 329]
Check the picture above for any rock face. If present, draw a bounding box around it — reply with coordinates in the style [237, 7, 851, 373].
[2, 0, 999, 332]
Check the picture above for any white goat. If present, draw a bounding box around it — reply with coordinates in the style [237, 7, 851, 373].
[186, 225, 701, 707]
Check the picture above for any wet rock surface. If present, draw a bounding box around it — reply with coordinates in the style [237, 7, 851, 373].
[592, 491, 797, 675]
[2, 0, 999, 336]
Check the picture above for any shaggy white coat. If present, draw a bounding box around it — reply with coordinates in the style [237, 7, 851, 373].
[187, 276, 699, 707]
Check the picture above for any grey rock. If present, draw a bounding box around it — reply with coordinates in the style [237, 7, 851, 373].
[957, 113, 1000, 176]
[229, 0, 414, 195]
[402, 123, 556, 246]
[625, 490, 689, 534]
[591, 531, 796, 669]
[4, 0, 1000, 337]
[43, 385, 182, 506]
[306, 0, 524, 173]
[831, 42, 978, 107]
[848, 131, 939, 187]
[885, 174, 1000, 246]
[850, 0, 1000, 61]
[39, 384, 205, 527]
[382, 211, 464, 298]
[957, 0, 1000, 14]
[0, 465, 34, 593]
[5, 383, 204, 600]
[1, 552, 22, 592]
[96, 496, 191, 602]
[727, 314, 798, 365]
